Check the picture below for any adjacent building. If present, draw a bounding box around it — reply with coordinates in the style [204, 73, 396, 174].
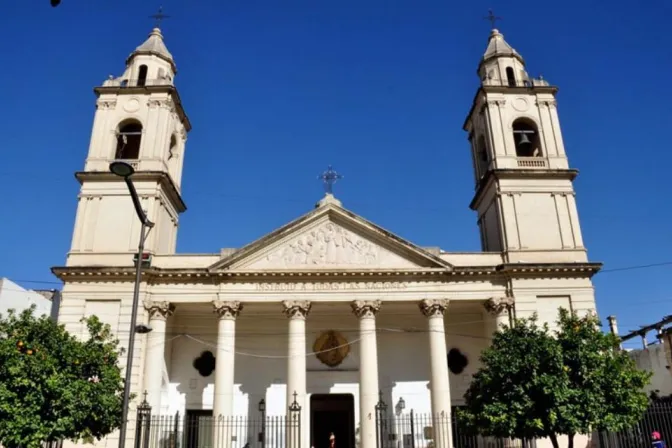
[0, 277, 57, 318]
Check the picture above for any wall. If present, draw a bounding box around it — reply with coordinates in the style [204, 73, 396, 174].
[629, 344, 672, 397]
[0, 278, 52, 317]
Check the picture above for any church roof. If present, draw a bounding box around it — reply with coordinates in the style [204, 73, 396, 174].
[482, 29, 524, 64]
[127, 28, 176, 70]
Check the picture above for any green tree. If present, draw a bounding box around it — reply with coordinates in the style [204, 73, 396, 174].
[0, 306, 125, 448]
[460, 310, 650, 448]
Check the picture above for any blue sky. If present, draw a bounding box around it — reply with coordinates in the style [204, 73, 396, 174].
[0, 1, 670, 347]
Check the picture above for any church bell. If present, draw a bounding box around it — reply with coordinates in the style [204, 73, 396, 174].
[518, 133, 532, 146]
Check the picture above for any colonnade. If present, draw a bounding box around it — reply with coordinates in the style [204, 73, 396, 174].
[141, 297, 513, 448]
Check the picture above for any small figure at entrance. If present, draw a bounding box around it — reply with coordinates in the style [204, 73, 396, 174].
[329, 432, 335, 448]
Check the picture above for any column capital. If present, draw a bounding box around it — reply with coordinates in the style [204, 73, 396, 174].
[483, 297, 514, 316]
[419, 299, 449, 317]
[143, 300, 175, 321]
[351, 300, 382, 319]
[213, 300, 243, 320]
[282, 300, 312, 319]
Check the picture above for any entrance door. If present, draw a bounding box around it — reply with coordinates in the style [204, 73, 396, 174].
[310, 394, 355, 448]
[185, 409, 213, 448]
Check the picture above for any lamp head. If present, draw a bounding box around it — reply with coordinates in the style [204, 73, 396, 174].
[135, 324, 153, 334]
[258, 399, 266, 412]
[109, 161, 135, 178]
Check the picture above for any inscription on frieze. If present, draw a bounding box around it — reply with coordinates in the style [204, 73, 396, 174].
[255, 281, 409, 292]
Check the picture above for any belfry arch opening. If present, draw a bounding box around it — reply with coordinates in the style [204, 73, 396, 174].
[168, 134, 178, 159]
[512, 119, 542, 157]
[115, 121, 143, 160]
[476, 135, 489, 176]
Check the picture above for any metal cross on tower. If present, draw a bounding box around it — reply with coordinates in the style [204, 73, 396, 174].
[149, 6, 170, 28]
[318, 165, 343, 195]
[484, 9, 502, 29]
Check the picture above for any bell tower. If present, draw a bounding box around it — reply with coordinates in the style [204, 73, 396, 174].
[463, 27, 587, 263]
[68, 27, 191, 263]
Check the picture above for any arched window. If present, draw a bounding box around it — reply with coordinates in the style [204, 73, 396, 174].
[476, 135, 489, 176]
[137, 65, 148, 87]
[168, 134, 178, 159]
[506, 67, 516, 87]
[115, 121, 143, 160]
[512, 119, 542, 157]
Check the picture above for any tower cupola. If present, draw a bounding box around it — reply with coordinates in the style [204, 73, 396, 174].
[104, 27, 177, 88]
[478, 29, 529, 87]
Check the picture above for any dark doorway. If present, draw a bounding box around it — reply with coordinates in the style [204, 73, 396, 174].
[311, 394, 355, 448]
[185, 409, 213, 448]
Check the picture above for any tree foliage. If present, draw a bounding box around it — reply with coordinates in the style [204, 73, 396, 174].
[0, 306, 125, 448]
[460, 309, 651, 448]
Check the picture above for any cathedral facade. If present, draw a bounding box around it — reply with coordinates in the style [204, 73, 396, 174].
[53, 25, 600, 448]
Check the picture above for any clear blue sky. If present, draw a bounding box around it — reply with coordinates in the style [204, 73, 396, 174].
[0, 1, 670, 347]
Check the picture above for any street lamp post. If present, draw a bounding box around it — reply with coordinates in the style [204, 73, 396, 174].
[110, 161, 155, 448]
[259, 399, 266, 448]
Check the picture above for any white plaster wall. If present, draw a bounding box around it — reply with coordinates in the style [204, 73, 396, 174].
[58, 281, 151, 448]
[630, 344, 672, 397]
[68, 179, 179, 258]
[0, 278, 52, 317]
[512, 277, 597, 324]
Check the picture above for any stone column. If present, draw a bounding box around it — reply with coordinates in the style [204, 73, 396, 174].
[142, 300, 174, 412]
[283, 300, 311, 448]
[419, 299, 452, 448]
[483, 297, 514, 337]
[212, 301, 242, 419]
[351, 300, 382, 448]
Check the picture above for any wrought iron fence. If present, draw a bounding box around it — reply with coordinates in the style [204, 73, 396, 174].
[373, 394, 535, 448]
[135, 395, 302, 448]
[43, 442, 63, 448]
[596, 402, 672, 448]
[375, 409, 536, 448]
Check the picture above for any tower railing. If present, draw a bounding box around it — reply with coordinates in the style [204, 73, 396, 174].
[102, 78, 174, 88]
[481, 78, 552, 88]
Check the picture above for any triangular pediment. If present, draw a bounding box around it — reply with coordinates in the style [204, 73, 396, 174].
[209, 201, 452, 272]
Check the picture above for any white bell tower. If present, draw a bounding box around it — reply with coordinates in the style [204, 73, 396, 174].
[68, 26, 191, 263]
[463, 27, 587, 263]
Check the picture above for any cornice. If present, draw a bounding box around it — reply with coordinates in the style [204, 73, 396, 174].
[93, 85, 192, 132]
[51, 261, 601, 283]
[74, 171, 186, 213]
[496, 262, 602, 278]
[470, 168, 579, 210]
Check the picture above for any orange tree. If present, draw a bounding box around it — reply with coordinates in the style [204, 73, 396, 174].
[459, 310, 650, 448]
[0, 307, 125, 448]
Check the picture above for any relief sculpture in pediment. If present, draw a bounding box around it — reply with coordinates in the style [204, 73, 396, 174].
[266, 222, 379, 267]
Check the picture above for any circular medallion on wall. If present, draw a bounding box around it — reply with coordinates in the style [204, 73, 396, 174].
[313, 330, 350, 367]
[512, 97, 529, 112]
[123, 98, 141, 113]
